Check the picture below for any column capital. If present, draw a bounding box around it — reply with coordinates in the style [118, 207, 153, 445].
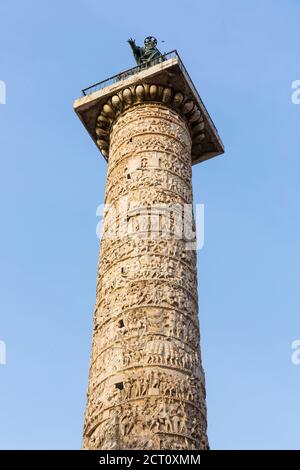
[74, 53, 224, 165]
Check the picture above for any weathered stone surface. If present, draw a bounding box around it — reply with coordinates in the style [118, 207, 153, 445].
[82, 102, 208, 450]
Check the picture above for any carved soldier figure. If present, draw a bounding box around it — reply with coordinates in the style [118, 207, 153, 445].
[120, 407, 135, 436]
[170, 403, 182, 434]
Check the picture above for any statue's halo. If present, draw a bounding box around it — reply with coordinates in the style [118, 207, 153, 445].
[144, 36, 158, 46]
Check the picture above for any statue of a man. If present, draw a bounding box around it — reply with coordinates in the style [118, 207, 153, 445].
[127, 36, 163, 66]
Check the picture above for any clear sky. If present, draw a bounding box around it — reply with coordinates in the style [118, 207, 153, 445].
[0, 0, 299, 450]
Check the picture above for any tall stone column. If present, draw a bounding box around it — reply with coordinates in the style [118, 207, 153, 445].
[74, 55, 224, 451]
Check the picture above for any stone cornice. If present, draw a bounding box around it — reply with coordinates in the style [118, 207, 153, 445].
[95, 83, 205, 161]
[74, 56, 224, 165]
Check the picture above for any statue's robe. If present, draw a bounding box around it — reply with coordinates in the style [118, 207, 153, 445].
[133, 46, 163, 66]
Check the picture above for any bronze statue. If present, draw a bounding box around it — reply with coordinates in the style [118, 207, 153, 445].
[127, 36, 163, 66]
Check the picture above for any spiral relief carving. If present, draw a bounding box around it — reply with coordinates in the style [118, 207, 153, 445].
[83, 96, 209, 450]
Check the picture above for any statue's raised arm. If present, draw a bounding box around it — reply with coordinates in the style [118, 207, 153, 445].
[127, 36, 163, 66]
[127, 38, 142, 65]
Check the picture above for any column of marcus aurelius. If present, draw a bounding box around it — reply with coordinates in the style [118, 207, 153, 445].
[74, 47, 224, 450]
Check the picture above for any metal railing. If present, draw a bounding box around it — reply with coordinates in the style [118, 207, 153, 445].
[81, 50, 178, 96]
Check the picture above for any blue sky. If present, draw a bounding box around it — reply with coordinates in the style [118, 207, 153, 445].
[0, 0, 299, 450]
